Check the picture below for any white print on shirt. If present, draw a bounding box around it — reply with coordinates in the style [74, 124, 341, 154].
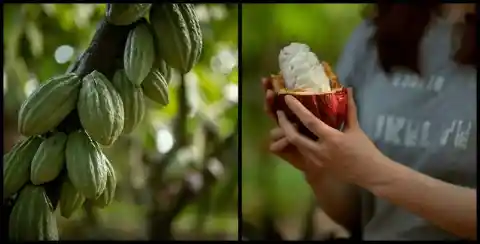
[391, 73, 445, 92]
[373, 115, 472, 150]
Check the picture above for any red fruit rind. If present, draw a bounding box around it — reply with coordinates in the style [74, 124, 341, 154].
[271, 62, 348, 140]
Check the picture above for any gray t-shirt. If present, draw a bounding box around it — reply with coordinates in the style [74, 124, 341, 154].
[334, 18, 477, 240]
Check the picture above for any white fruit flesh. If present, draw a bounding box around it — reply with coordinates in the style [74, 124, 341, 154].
[278, 43, 331, 93]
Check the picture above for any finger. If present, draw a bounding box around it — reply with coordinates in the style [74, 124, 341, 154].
[269, 137, 289, 152]
[270, 124, 297, 141]
[270, 127, 285, 141]
[284, 95, 336, 138]
[345, 87, 359, 129]
[264, 90, 275, 119]
[277, 111, 320, 153]
[266, 89, 275, 114]
[262, 77, 273, 91]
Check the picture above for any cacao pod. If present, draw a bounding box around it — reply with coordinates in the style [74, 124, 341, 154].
[30, 132, 67, 185]
[154, 58, 172, 84]
[271, 43, 348, 139]
[78, 70, 125, 146]
[3, 136, 43, 199]
[59, 177, 85, 219]
[146, 22, 172, 83]
[141, 70, 169, 106]
[92, 156, 117, 208]
[106, 4, 151, 26]
[112, 69, 145, 134]
[150, 4, 203, 74]
[18, 73, 81, 136]
[9, 185, 58, 241]
[65, 130, 108, 199]
[124, 22, 155, 86]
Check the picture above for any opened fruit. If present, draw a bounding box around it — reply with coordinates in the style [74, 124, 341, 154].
[271, 43, 348, 140]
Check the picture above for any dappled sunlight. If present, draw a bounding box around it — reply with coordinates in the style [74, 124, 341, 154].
[4, 71, 8, 95]
[23, 77, 39, 97]
[156, 128, 174, 154]
[210, 48, 237, 75]
[54, 45, 75, 64]
[195, 4, 228, 23]
[224, 83, 238, 103]
[185, 72, 203, 117]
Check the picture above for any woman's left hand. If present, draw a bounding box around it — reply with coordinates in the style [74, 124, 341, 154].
[276, 88, 385, 185]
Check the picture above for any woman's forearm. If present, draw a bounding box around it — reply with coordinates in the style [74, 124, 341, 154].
[357, 155, 477, 240]
[308, 173, 360, 232]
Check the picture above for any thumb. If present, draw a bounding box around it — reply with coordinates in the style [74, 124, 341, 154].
[345, 87, 359, 129]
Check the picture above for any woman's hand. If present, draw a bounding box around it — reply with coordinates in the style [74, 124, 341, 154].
[264, 79, 364, 229]
[263, 78, 305, 169]
[263, 77, 326, 184]
[276, 88, 385, 185]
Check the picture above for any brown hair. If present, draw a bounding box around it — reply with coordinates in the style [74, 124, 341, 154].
[367, 2, 477, 74]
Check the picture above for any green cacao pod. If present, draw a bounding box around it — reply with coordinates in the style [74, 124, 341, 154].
[30, 132, 67, 185]
[154, 58, 172, 84]
[9, 185, 58, 241]
[150, 4, 203, 74]
[3, 136, 43, 199]
[18, 73, 81, 136]
[146, 22, 172, 83]
[142, 70, 170, 105]
[106, 4, 151, 26]
[112, 69, 145, 134]
[78, 71, 125, 146]
[92, 156, 117, 208]
[59, 177, 85, 219]
[124, 22, 155, 86]
[65, 130, 108, 199]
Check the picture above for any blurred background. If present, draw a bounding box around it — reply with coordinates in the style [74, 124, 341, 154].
[3, 3, 238, 240]
[241, 3, 366, 241]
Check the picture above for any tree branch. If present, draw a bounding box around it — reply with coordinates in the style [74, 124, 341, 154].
[170, 131, 237, 216]
[146, 73, 191, 240]
[147, 124, 237, 240]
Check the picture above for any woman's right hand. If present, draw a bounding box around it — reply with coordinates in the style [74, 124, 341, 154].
[262, 77, 358, 230]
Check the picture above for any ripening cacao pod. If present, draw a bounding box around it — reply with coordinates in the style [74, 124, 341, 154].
[18, 73, 81, 136]
[59, 177, 85, 219]
[3, 136, 43, 199]
[92, 156, 117, 208]
[78, 70, 125, 146]
[150, 4, 203, 74]
[30, 132, 67, 185]
[142, 70, 169, 106]
[124, 22, 155, 86]
[9, 185, 58, 241]
[65, 130, 108, 199]
[112, 70, 145, 134]
[106, 4, 151, 26]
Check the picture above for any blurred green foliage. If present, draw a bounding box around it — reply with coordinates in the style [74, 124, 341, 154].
[4, 3, 238, 240]
[241, 3, 364, 230]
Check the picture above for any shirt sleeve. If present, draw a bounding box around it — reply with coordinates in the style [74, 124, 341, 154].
[335, 20, 375, 88]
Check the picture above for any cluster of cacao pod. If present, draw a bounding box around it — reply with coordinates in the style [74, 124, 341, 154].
[3, 3, 202, 241]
